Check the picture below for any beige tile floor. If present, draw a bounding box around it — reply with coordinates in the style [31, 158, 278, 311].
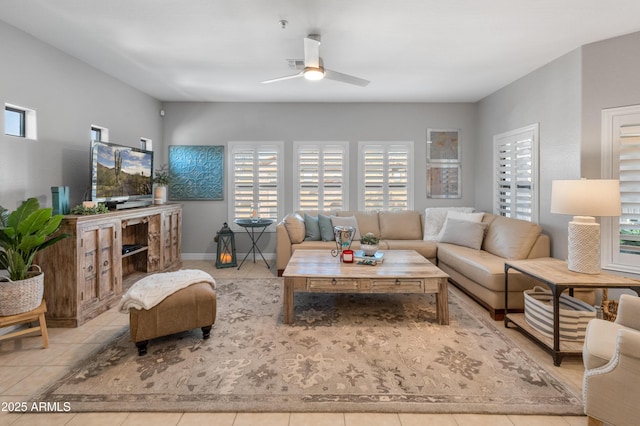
[0, 259, 590, 426]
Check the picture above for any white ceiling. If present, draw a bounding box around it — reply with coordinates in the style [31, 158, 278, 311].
[2, 0, 640, 103]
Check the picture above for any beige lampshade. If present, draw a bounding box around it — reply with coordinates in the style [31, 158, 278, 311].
[550, 179, 621, 217]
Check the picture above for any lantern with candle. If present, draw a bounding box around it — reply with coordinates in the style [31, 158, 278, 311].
[215, 222, 237, 268]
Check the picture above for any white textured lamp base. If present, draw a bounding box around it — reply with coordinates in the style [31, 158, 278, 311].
[567, 216, 601, 274]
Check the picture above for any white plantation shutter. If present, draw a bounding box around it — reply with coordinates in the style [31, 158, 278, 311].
[228, 142, 282, 228]
[493, 124, 539, 222]
[294, 142, 348, 211]
[358, 142, 413, 211]
[602, 107, 640, 273]
[619, 125, 640, 256]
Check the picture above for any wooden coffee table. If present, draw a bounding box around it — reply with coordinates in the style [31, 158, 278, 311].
[282, 250, 449, 325]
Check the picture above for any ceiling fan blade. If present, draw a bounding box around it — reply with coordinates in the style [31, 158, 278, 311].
[324, 69, 370, 87]
[261, 72, 303, 84]
[304, 36, 321, 68]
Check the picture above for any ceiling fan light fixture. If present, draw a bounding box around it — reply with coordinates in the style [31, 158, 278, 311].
[303, 67, 325, 81]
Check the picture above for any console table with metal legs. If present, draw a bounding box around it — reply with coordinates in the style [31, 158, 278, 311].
[233, 218, 274, 269]
[504, 257, 640, 366]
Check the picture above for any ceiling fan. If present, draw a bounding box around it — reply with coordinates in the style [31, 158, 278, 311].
[261, 34, 370, 87]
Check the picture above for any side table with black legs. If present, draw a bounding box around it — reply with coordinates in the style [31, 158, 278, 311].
[234, 218, 274, 269]
[504, 257, 640, 366]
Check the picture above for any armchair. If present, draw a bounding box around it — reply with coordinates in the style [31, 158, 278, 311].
[582, 293, 640, 426]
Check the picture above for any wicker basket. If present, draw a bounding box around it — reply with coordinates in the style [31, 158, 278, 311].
[0, 265, 44, 316]
[601, 288, 619, 322]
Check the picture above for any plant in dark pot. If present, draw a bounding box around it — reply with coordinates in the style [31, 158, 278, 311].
[0, 198, 69, 315]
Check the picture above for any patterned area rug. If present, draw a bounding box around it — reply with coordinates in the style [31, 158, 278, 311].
[32, 278, 583, 414]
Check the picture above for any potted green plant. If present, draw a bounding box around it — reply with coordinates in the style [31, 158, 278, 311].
[360, 232, 380, 256]
[153, 164, 171, 204]
[0, 198, 69, 315]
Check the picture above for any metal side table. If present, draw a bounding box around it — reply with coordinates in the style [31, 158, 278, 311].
[504, 257, 640, 366]
[234, 218, 274, 269]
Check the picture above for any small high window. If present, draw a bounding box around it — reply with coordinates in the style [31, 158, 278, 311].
[5, 106, 25, 137]
[4, 104, 36, 139]
[140, 138, 153, 151]
[91, 125, 109, 142]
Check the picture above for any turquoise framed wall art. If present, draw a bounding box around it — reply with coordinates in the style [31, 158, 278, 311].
[168, 145, 224, 200]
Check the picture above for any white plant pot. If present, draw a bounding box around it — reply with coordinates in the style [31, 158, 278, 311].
[154, 186, 167, 204]
[361, 243, 379, 256]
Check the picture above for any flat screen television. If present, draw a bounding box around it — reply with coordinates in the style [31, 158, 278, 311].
[90, 140, 154, 208]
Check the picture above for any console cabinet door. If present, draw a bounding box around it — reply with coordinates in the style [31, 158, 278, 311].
[161, 208, 181, 269]
[80, 221, 121, 312]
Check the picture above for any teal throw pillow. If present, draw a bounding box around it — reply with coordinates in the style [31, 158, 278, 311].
[318, 214, 335, 241]
[303, 213, 321, 241]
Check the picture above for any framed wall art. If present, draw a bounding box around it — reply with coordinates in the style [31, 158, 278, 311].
[427, 164, 461, 198]
[168, 145, 224, 200]
[427, 128, 460, 162]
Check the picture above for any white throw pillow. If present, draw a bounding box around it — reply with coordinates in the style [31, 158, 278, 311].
[437, 211, 485, 241]
[439, 218, 488, 250]
[423, 207, 475, 241]
[330, 215, 362, 241]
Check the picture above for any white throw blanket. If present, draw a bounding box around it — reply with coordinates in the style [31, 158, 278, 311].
[118, 269, 216, 313]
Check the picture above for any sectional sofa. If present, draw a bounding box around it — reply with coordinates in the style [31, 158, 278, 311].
[276, 208, 552, 319]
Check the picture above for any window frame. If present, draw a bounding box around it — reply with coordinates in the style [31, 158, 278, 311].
[601, 105, 640, 275]
[357, 141, 414, 212]
[4, 106, 25, 137]
[492, 124, 539, 223]
[227, 141, 284, 232]
[4, 103, 36, 140]
[90, 125, 109, 142]
[293, 141, 349, 212]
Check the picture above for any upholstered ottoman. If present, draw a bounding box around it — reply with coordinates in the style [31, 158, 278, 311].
[119, 270, 217, 356]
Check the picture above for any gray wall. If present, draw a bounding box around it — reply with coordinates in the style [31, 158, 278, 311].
[475, 49, 583, 260]
[3, 15, 639, 269]
[161, 102, 477, 257]
[581, 31, 640, 178]
[0, 21, 162, 211]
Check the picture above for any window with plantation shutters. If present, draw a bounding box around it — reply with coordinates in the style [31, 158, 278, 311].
[228, 142, 283, 230]
[357, 141, 414, 211]
[294, 142, 348, 211]
[602, 106, 640, 274]
[493, 124, 539, 222]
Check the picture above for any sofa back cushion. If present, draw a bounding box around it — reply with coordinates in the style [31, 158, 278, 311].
[337, 211, 381, 238]
[379, 210, 422, 240]
[482, 214, 542, 259]
[284, 213, 306, 243]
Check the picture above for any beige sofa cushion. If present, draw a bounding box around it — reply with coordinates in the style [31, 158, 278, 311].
[379, 211, 422, 240]
[437, 243, 537, 293]
[283, 213, 305, 244]
[383, 240, 437, 259]
[337, 211, 380, 238]
[482, 214, 542, 259]
[439, 218, 488, 250]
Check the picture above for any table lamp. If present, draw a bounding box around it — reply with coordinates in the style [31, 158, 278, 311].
[550, 179, 621, 274]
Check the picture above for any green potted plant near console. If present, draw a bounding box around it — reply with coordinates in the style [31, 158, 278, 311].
[360, 232, 380, 256]
[0, 198, 69, 315]
[153, 163, 171, 204]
